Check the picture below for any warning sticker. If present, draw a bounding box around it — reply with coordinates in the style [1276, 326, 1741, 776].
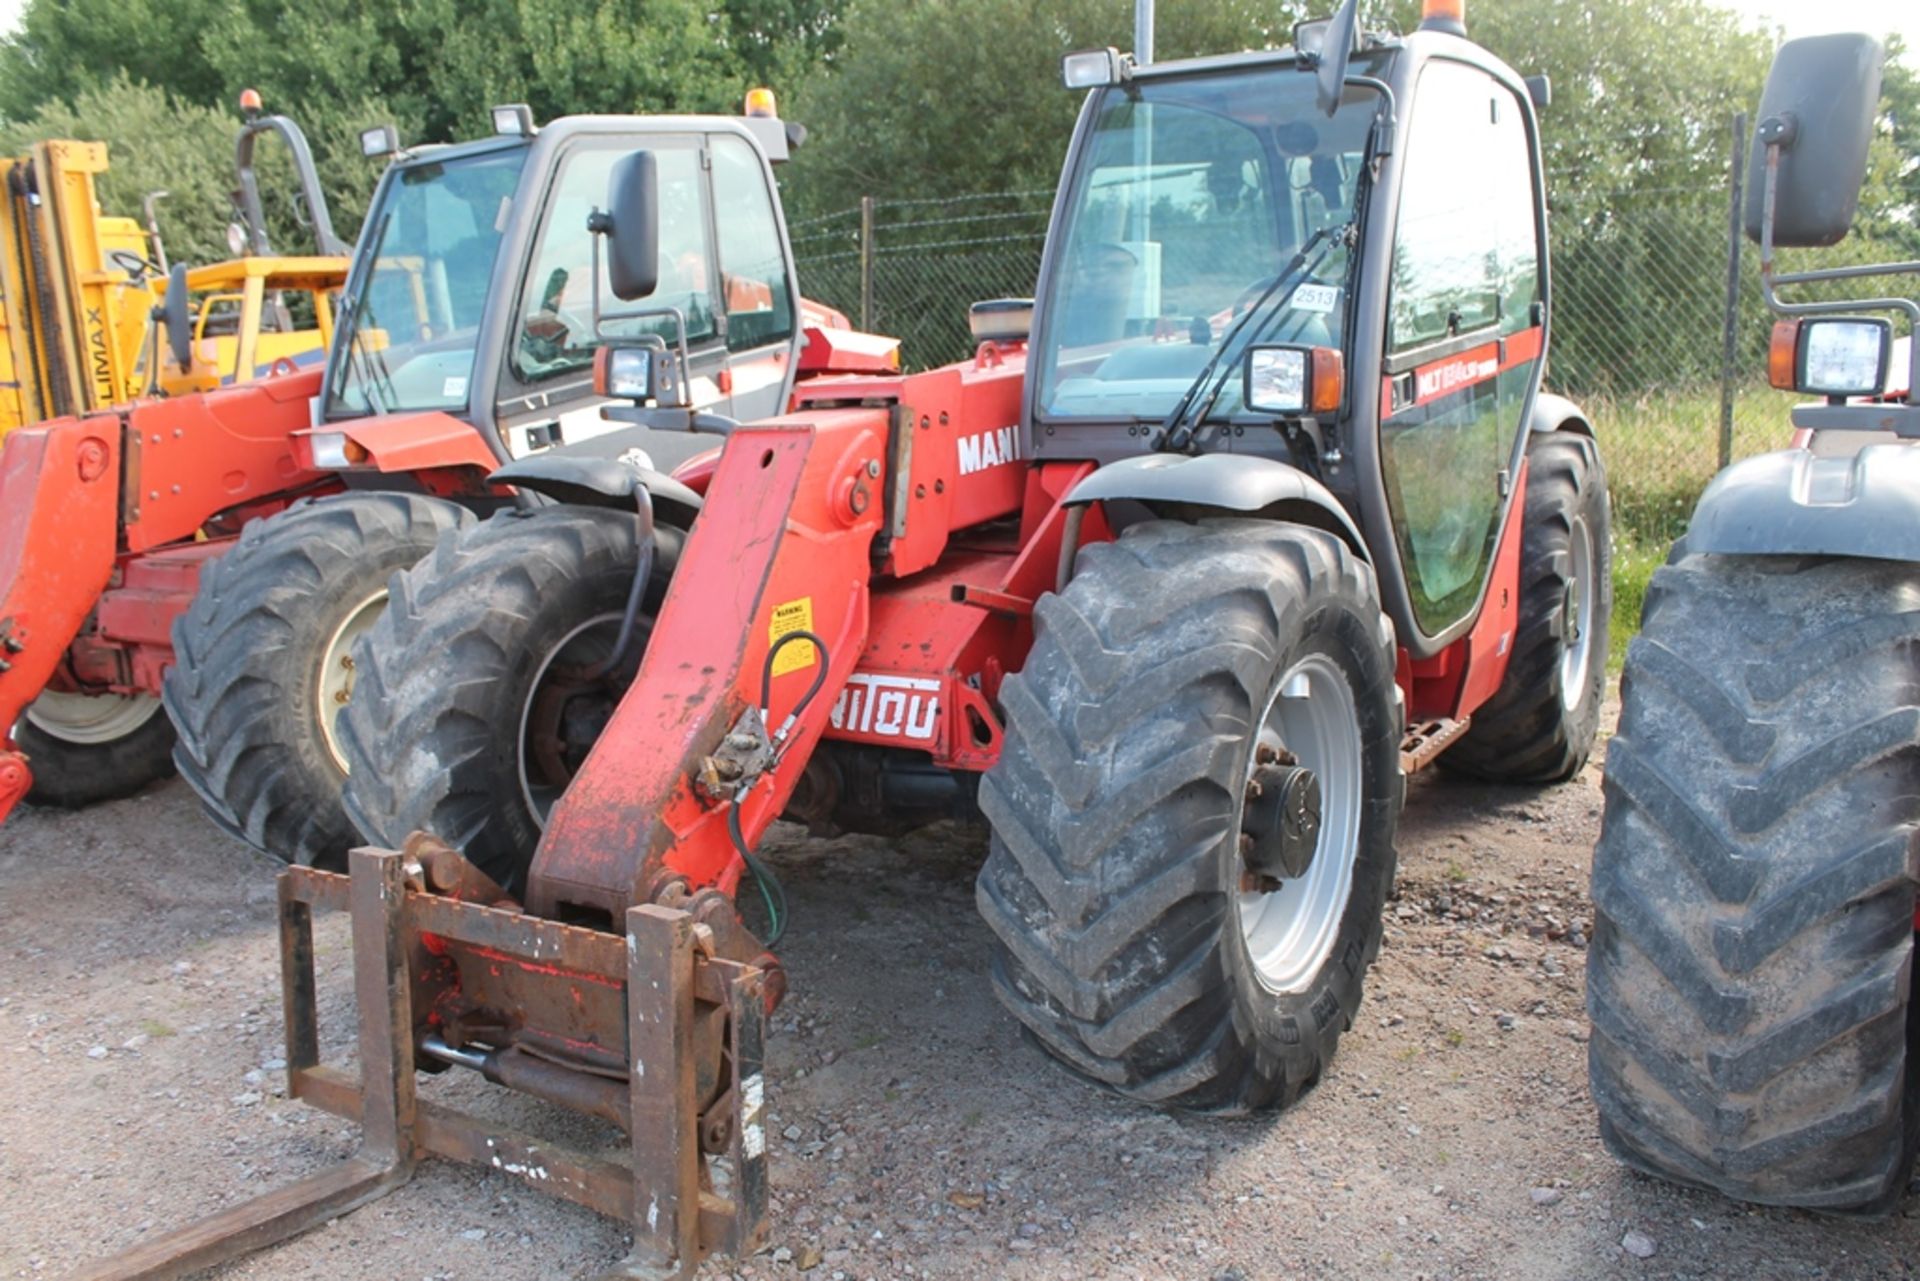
[768, 597, 816, 677]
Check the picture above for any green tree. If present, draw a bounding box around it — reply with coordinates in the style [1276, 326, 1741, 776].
[783, 0, 1298, 217]
[0, 73, 251, 269]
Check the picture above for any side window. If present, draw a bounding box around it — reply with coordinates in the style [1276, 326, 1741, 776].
[709, 134, 795, 353]
[1381, 61, 1542, 636]
[511, 142, 715, 385]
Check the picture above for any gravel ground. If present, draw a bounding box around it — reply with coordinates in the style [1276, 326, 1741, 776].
[5, 716, 1920, 1280]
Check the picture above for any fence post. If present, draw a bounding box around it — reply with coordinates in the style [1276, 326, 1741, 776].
[859, 195, 875, 334]
[1717, 111, 1747, 471]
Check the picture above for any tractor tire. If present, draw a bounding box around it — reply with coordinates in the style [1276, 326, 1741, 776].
[164, 492, 473, 866]
[977, 520, 1404, 1114]
[15, 691, 176, 808]
[339, 506, 669, 894]
[1588, 552, 1920, 1213]
[1443, 430, 1611, 783]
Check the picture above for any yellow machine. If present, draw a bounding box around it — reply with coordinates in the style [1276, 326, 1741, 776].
[0, 100, 349, 441]
[0, 141, 156, 433]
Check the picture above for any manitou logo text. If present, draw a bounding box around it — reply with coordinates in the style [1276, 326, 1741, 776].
[957, 425, 1021, 476]
[1415, 355, 1497, 401]
[830, 673, 940, 742]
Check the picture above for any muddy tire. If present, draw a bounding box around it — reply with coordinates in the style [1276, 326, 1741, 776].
[1444, 431, 1610, 783]
[164, 492, 472, 866]
[16, 692, 175, 808]
[339, 507, 671, 894]
[977, 520, 1404, 1114]
[1588, 552, 1920, 1213]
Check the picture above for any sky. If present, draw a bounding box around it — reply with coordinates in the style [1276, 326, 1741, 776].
[1716, 0, 1917, 46]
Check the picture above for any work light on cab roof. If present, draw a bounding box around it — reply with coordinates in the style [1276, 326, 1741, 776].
[491, 103, 535, 136]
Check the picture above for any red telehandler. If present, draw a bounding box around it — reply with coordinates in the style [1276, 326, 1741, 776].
[84, 1, 1607, 1275]
[0, 97, 892, 840]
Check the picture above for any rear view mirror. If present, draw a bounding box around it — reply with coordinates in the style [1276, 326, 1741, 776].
[162, 262, 193, 371]
[601, 150, 660, 301]
[1744, 33, 1885, 248]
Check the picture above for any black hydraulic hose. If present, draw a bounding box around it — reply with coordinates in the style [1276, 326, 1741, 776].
[761, 628, 829, 738]
[574, 484, 657, 682]
[731, 627, 832, 949]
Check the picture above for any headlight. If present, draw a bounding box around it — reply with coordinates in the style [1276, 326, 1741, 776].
[594, 345, 655, 401]
[1800, 317, 1891, 397]
[306, 431, 368, 470]
[1062, 48, 1128, 90]
[1245, 345, 1344, 416]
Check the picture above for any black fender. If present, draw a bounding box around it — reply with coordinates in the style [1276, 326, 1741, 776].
[1531, 391, 1593, 437]
[1064, 453, 1367, 558]
[1685, 442, 1920, 562]
[489, 454, 703, 528]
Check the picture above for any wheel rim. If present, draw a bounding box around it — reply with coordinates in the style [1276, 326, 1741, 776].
[1559, 513, 1596, 711]
[23, 690, 164, 745]
[315, 588, 388, 774]
[1236, 653, 1364, 994]
[517, 612, 632, 829]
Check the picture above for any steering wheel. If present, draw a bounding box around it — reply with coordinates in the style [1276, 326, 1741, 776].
[109, 248, 164, 283]
[521, 303, 596, 366]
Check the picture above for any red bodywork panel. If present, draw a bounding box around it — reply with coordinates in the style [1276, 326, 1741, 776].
[292, 410, 502, 498]
[121, 369, 328, 552]
[0, 369, 332, 817]
[796, 323, 901, 376]
[0, 418, 123, 822]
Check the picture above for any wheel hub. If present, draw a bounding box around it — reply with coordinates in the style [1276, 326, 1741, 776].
[1241, 756, 1322, 887]
[1559, 513, 1597, 710]
[316, 588, 389, 775]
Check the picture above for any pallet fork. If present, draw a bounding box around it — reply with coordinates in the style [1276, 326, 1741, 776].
[77, 842, 770, 1281]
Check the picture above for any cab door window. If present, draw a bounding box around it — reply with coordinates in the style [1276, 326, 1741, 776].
[1381, 60, 1542, 635]
[708, 133, 795, 354]
[510, 140, 716, 386]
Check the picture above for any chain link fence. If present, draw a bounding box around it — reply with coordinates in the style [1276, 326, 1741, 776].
[792, 118, 1916, 583]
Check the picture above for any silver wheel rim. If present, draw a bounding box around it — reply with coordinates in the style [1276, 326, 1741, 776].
[316, 588, 388, 774]
[23, 690, 164, 745]
[1559, 513, 1596, 712]
[516, 612, 624, 829]
[1237, 653, 1365, 994]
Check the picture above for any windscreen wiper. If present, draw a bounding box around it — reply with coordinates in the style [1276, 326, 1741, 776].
[1152, 220, 1348, 453]
[328, 210, 398, 415]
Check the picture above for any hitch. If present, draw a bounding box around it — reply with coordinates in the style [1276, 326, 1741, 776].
[78, 843, 770, 1281]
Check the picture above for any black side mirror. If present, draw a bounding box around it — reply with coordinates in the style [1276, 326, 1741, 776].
[601, 150, 660, 302]
[1744, 33, 1885, 248]
[163, 262, 193, 371]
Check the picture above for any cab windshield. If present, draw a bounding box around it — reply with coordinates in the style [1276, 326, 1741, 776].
[324, 146, 527, 418]
[1036, 65, 1380, 422]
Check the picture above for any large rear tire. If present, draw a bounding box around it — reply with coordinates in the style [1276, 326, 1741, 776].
[164, 492, 472, 866]
[1588, 552, 1920, 1212]
[339, 507, 670, 894]
[977, 520, 1404, 1113]
[1444, 430, 1610, 783]
[16, 690, 176, 808]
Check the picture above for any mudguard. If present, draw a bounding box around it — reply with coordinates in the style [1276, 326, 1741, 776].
[1531, 391, 1593, 436]
[1063, 453, 1367, 556]
[488, 453, 704, 527]
[1685, 442, 1920, 562]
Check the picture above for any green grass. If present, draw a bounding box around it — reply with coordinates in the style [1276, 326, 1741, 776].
[1588, 382, 1796, 670]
